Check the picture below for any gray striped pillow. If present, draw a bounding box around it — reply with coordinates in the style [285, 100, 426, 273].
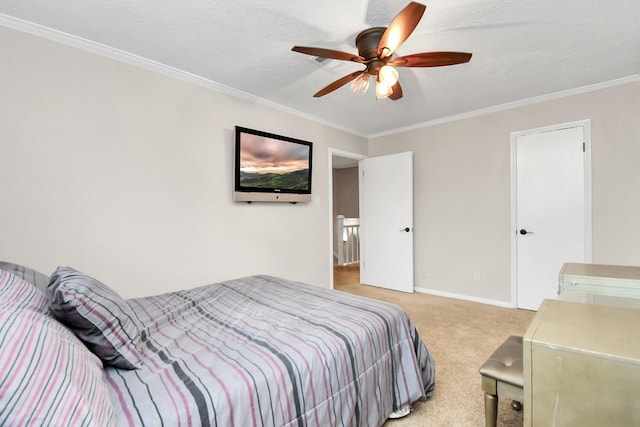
[0, 269, 115, 426]
[49, 266, 143, 369]
[0, 261, 50, 297]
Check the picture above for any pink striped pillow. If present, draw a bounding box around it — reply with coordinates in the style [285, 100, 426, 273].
[49, 266, 143, 369]
[0, 270, 115, 426]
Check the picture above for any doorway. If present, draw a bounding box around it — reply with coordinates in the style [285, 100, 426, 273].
[510, 120, 592, 310]
[329, 149, 415, 293]
[330, 149, 365, 290]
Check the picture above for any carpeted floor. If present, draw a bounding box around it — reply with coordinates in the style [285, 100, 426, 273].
[333, 263, 536, 427]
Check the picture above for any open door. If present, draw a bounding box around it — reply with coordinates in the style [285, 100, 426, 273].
[359, 152, 414, 293]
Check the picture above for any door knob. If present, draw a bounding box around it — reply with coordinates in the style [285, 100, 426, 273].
[519, 229, 533, 235]
[399, 227, 411, 232]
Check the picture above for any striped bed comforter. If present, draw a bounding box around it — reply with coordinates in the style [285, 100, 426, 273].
[104, 275, 435, 427]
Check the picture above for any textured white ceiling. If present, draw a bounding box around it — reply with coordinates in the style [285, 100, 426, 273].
[1, 0, 639, 137]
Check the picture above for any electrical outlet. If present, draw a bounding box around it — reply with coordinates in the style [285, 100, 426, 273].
[474, 272, 481, 282]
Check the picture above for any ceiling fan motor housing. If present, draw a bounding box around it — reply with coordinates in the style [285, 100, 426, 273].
[356, 27, 388, 74]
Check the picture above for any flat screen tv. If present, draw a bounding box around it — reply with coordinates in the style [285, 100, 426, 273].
[234, 126, 313, 203]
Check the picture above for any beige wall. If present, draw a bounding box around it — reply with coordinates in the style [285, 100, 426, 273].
[370, 81, 640, 305]
[333, 167, 360, 219]
[2, 24, 638, 305]
[0, 26, 368, 297]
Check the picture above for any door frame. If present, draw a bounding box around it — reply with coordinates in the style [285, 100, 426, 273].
[328, 148, 367, 290]
[509, 119, 593, 308]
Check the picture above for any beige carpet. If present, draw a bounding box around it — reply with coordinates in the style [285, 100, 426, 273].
[334, 264, 535, 427]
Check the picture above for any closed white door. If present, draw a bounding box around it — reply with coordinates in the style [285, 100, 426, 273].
[513, 122, 591, 310]
[359, 152, 414, 293]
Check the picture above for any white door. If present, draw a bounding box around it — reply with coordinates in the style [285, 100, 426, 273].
[359, 152, 414, 293]
[513, 122, 591, 310]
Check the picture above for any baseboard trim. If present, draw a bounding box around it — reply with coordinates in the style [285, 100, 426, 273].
[414, 286, 515, 309]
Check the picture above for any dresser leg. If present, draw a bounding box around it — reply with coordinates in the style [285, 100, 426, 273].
[484, 393, 498, 427]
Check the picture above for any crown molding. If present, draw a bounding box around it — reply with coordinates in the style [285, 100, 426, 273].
[0, 14, 368, 139]
[369, 74, 640, 139]
[2, 13, 637, 141]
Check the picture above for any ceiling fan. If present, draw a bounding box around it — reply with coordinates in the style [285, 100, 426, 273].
[291, 2, 472, 100]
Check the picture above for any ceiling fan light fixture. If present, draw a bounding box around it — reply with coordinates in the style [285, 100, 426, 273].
[376, 79, 393, 99]
[378, 65, 399, 86]
[292, 2, 472, 101]
[350, 73, 370, 94]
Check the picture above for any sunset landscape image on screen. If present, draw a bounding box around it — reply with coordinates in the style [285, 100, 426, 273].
[239, 133, 310, 191]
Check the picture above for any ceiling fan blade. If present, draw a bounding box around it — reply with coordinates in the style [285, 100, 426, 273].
[390, 51, 472, 67]
[378, 2, 426, 58]
[292, 46, 365, 63]
[314, 71, 364, 97]
[389, 82, 402, 101]
[389, 81, 403, 100]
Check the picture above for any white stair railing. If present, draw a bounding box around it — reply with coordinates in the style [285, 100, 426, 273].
[336, 215, 360, 265]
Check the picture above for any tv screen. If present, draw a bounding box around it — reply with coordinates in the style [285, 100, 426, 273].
[234, 126, 313, 202]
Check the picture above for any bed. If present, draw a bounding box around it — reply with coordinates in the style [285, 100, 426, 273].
[0, 263, 435, 427]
